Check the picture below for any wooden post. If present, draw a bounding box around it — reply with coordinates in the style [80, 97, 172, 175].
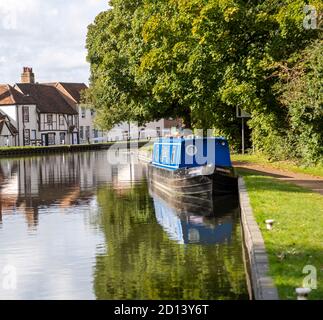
[242, 117, 245, 155]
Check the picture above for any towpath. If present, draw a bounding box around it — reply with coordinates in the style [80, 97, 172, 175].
[233, 161, 323, 196]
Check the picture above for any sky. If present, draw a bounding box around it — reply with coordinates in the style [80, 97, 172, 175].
[0, 0, 109, 85]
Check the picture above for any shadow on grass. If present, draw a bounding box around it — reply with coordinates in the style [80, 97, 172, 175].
[237, 168, 313, 194]
[235, 166, 291, 179]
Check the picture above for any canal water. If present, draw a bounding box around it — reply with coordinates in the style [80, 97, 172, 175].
[0, 150, 248, 300]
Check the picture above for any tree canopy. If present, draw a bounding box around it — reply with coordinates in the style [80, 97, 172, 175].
[86, 0, 322, 163]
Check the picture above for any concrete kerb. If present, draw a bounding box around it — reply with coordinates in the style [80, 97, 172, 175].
[238, 177, 279, 300]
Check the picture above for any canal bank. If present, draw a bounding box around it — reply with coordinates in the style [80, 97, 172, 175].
[238, 178, 279, 300]
[237, 168, 323, 300]
[0, 140, 151, 158]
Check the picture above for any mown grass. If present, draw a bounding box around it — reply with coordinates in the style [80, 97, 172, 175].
[239, 168, 323, 300]
[232, 154, 323, 178]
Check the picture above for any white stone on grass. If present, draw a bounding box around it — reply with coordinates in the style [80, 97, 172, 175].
[265, 219, 275, 230]
[296, 288, 311, 300]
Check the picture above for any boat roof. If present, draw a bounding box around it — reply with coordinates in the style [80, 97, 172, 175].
[155, 136, 228, 142]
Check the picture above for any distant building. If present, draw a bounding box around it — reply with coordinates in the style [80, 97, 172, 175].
[106, 119, 181, 142]
[0, 67, 181, 147]
[0, 68, 85, 146]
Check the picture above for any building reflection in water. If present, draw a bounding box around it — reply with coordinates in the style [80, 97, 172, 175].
[0, 151, 146, 229]
[0, 151, 248, 300]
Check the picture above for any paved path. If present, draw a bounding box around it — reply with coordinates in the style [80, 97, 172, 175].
[233, 161, 323, 196]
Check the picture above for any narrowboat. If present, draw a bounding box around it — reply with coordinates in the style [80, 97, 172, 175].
[148, 137, 237, 202]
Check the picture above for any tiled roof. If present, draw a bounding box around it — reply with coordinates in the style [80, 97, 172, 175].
[54, 83, 87, 104]
[0, 117, 4, 132]
[0, 113, 18, 135]
[15, 83, 78, 115]
[0, 84, 34, 106]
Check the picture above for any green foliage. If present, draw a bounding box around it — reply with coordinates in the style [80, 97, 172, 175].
[86, 0, 322, 163]
[277, 40, 323, 164]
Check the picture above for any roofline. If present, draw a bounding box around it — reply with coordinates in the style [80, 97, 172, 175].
[5, 121, 18, 136]
[14, 83, 79, 115]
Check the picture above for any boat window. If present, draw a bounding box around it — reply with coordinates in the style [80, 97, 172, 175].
[161, 145, 169, 163]
[171, 146, 177, 164]
[154, 145, 160, 162]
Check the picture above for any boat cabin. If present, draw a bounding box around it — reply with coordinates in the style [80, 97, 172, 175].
[152, 137, 232, 171]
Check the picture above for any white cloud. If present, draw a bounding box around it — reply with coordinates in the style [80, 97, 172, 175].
[0, 0, 109, 84]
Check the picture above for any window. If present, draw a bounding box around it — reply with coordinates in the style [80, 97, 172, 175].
[81, 108, 86, 118]
[31, 130, 36, 140]
[48, 133, 55, 145]
[154, 145, 160, 162]
[140, 129, 145, 139]
[156, 127, 161, 137]
[47, 114, 53, 125]
[161, 145, 169, 163]
[59, 115, 64, 126]
[22, 106, 29, 123]
[85, 126, 90, 140]
[60, 133, 65, 145]
[80, 126, 84, 140]
[93, 129, 98, 138]
[171, 146, 178, 164]
[24, 129, 30, 146]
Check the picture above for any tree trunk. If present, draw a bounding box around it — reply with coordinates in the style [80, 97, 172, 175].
[182, 107, 192, 129]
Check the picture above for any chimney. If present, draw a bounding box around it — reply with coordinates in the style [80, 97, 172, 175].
[21, 67, 35, 84]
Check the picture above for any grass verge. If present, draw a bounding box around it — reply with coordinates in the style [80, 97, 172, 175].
[239, 168, 323, 300]
[232, 154, 323, 178]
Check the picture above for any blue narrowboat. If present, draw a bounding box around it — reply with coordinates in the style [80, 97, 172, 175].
[148, 137, 237, 200]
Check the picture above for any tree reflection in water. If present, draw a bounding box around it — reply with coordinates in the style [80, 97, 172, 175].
[94, 182, 249, 300]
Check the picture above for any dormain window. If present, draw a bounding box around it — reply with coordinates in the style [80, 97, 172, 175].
[66, 116, 72, 126]
[47, 114, 53, 125]
[59, 115, 64, 126]
[22, 106, 29, 123]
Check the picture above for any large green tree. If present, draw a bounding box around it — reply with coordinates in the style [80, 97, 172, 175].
[86, 0, 322, 161]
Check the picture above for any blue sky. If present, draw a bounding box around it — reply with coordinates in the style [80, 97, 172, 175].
[0, 0, 109, 85]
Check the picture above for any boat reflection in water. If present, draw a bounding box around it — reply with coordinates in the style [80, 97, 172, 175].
[149, 182, 240, 246]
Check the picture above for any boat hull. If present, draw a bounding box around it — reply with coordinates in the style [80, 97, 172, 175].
[148, 164, 238, 206]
